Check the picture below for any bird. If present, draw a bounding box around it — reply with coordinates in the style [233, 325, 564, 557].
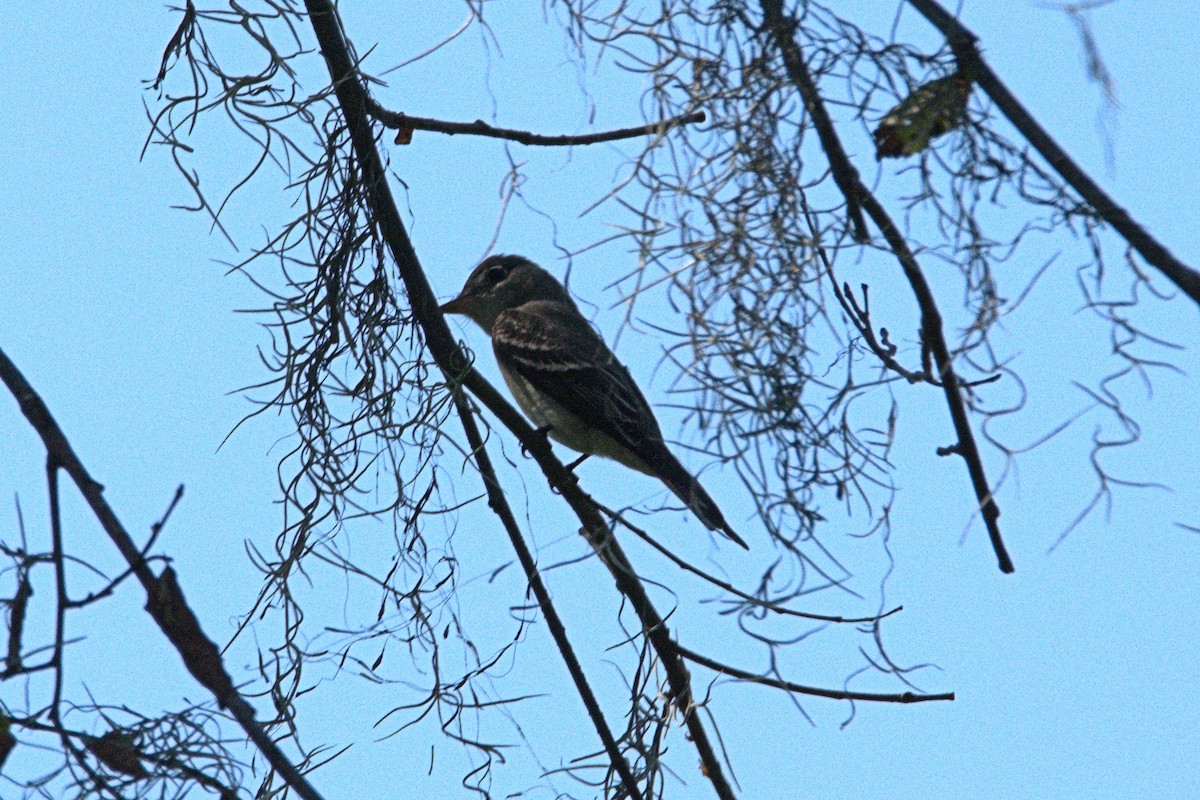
[440, 254, 748, 550]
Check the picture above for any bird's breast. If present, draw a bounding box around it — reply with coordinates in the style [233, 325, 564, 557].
[498, 364, 653, 474]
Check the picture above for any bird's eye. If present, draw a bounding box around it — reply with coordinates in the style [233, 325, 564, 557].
[485, 266, 508, 285]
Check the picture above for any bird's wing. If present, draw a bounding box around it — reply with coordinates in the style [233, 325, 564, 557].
[491, 301, 664, 456]
[494, 301, 749, 549]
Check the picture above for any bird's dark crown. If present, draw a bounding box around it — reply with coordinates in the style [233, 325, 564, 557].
[466, 254, 534, 293]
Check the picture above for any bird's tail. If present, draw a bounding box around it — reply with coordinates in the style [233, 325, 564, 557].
[653, 452, 749, 549]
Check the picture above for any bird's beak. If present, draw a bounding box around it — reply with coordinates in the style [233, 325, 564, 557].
[439, 294, 470, 315]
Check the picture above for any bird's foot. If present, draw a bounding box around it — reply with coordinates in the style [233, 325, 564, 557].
[564, 453, 591, 472]
[547, 453, 589, 494]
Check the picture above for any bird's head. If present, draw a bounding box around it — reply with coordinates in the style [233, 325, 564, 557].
[441, 254, 573, 332]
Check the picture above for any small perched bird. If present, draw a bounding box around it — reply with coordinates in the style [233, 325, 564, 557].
[441, 254, 748, 549]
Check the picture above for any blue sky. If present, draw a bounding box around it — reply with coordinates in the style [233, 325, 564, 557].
[1, 2, 1198, 799]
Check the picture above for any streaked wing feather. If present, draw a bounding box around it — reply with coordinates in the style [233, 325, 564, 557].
[492, 302, 663, 455]
[494, 302, 747, 548]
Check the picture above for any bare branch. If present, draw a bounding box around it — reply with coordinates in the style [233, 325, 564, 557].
[369, 102, 708, 147]
[760, 0, 1014, 573]
[303, 2, 651, 796]
[905, 0, 1200, 306]
[0, 347, 326, 800]
[759, 0, 869, 242]
[677, 644, 955, 704]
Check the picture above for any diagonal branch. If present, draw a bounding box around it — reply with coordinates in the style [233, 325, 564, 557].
[760, 0, 1014, 574]
[853, 190, 1014, 573]
[904, 0, 1200, 307]
[451, 393, 648, 800]
[0, 348, 327, 800]
[304, 3, 654, 797]
[758, 0, 869, 242]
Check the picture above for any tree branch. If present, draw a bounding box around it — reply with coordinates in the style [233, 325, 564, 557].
[759, 0, 869, 242]
[676, 645, 954, 704]
[904, 0, 1200, 307]
[760, 0, 1014, 574]
[304, 3, 653, 797]
[858, 191, 1013, 573]
[0, 348, 326, 800]
[369, 101, 708, 147]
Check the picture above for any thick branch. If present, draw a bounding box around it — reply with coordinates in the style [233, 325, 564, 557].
[760, 0, 1014, 574]
[905, 0, 1200, 307]
[304, 3, 654, 798]
[452, 392, 647, 800]
[0, 348, 326, 800]
[369, 102, 707, 146]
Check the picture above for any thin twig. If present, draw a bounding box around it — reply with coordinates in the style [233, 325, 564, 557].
[370, 101, 708, 147]
[596, 501, 903, 625]
[676, 644, 954, 703]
